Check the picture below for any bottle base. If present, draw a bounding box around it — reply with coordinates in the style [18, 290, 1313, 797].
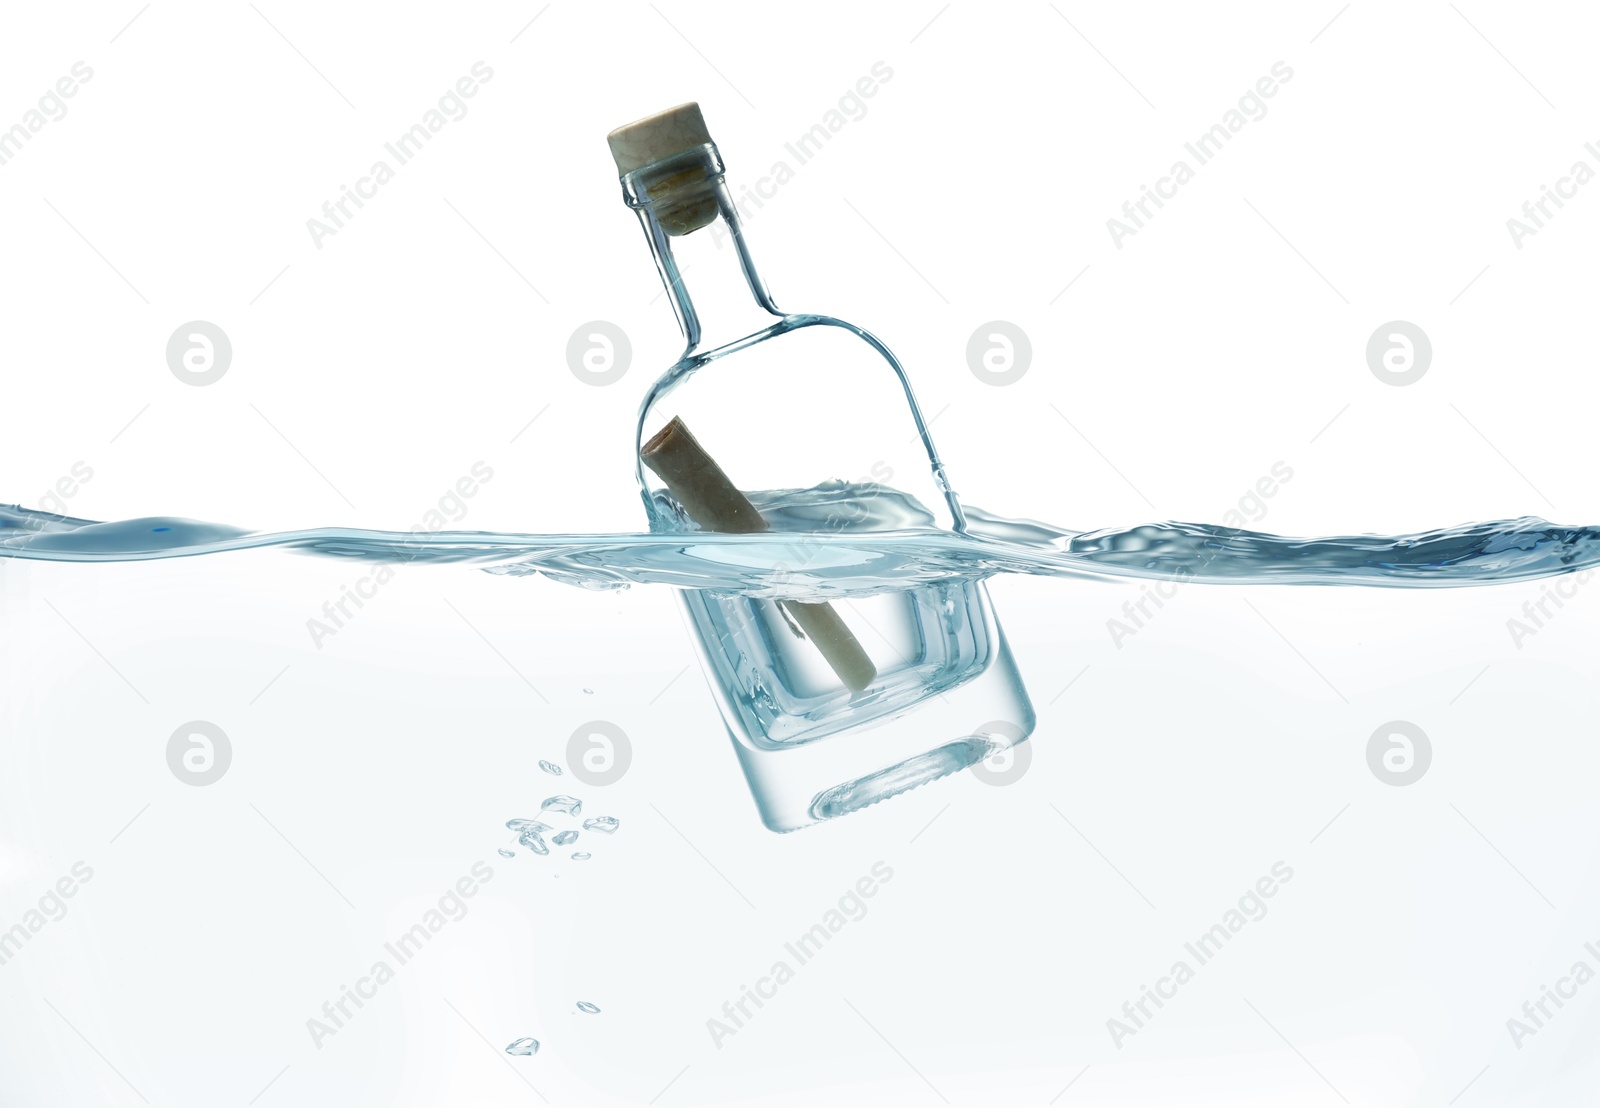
[707, 584, 1037, 833]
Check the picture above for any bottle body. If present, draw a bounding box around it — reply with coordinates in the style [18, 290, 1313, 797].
[680, 576, 1032, 830]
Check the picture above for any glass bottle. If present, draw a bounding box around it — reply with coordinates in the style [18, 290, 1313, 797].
[608, 103, 1035, 832]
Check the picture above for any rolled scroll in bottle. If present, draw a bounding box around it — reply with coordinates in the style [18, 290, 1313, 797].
[641, 416, 878, 693]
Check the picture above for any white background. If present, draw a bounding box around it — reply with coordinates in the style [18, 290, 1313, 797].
[3, 2, 1600, 1105]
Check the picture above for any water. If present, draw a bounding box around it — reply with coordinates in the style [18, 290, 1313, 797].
[541, 796, 582, 817]
[9, 483, 1597, 830]
[505, 785, 621, 859]
[4, 485, 1595, 594]
[684, 577, 997, 746]
[504, 1037, 539, 1056]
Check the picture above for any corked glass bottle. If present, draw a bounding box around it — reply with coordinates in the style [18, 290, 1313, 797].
[608, 103, 1035, 831]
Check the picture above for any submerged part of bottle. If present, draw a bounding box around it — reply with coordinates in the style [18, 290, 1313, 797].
[608, 102, 1035, 832]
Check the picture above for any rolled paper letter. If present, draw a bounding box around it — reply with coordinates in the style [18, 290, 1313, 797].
[639, 416, 768, 535]
[641, 416, 878, 693]
[777, 600, 878, 694]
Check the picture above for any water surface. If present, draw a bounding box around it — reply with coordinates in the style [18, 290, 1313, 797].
[3, 483, 1596, 598]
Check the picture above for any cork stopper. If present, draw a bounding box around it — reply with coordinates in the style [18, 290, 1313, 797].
[607, 103, 712, 176]
[607, 103, 720, 235]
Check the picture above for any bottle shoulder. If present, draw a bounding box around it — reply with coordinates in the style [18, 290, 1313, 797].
[632, 316, 966, 533]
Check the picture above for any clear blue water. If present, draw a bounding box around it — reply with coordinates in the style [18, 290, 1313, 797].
[3, 481, 1597, 596]
[8, 481, 1596, 830]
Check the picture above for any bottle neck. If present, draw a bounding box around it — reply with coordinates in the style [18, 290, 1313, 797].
[621, 145, 784, 358]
